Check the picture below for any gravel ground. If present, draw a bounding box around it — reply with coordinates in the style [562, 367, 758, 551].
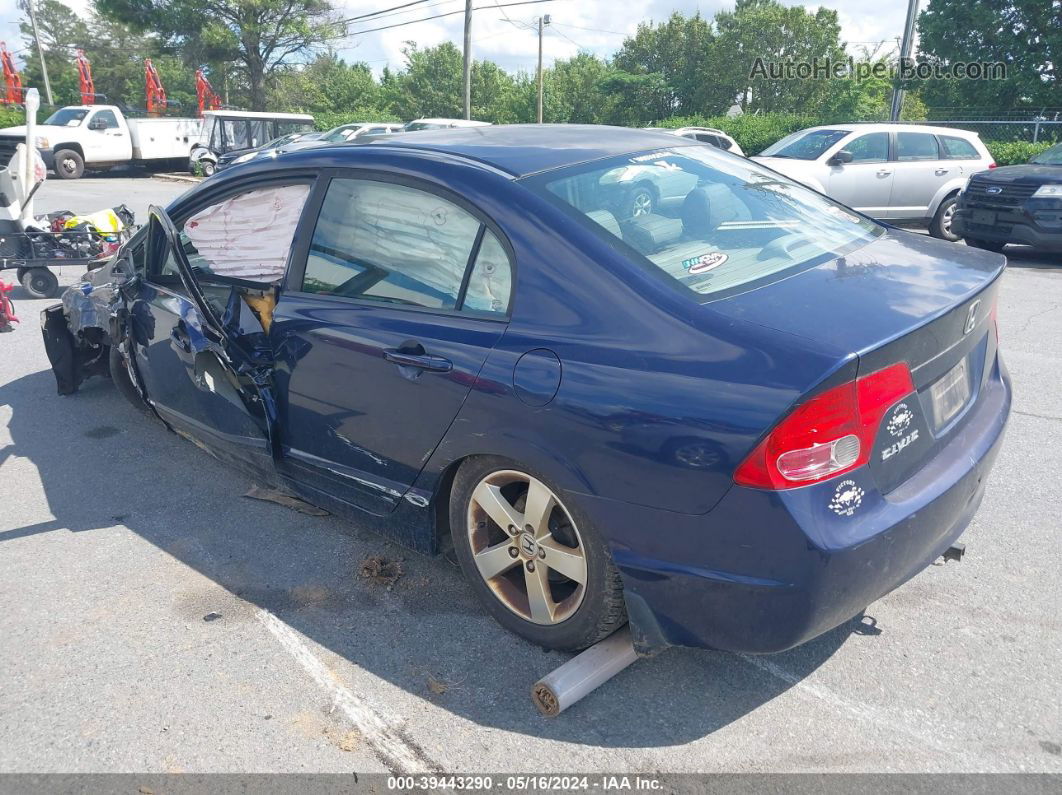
[1, 175, 1060, 774]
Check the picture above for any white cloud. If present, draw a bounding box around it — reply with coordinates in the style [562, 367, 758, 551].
[4, 0, 910, 78]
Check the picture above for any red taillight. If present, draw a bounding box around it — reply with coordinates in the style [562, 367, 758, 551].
[734, 363, 915, 490]
[990, 297, 999, 341]
[988, 161, 997, 169]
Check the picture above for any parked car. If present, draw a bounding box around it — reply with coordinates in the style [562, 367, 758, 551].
[214, 131, 320, 171]
[319, 122, 405, 141]
[404, 118, 491, 131]
[42, 126, 1009, 656]
[190, 110, 315, 176]
[953, 141, 1062, 253]
[0, 104, 203, 180]
[754, 124, 995, 240]
[644, 126, 745, 156]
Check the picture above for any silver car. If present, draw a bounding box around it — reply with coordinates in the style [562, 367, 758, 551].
[753, 124, 995, 240]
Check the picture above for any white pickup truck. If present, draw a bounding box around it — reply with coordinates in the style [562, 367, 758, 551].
[0, 104, 203, 179]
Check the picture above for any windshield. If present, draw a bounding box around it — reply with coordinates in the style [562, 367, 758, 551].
[760, 129, 849, 160]
[322, 125, 361, 142]
[525, 146, 882, 301]
[1030, 142, 1062, 165]
[44, 108, 90, 127]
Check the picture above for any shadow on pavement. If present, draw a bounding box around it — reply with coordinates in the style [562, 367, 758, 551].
[0, 367, 868, 749]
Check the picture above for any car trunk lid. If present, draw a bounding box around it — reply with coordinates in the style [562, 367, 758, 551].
[712, 230, 1005, 493]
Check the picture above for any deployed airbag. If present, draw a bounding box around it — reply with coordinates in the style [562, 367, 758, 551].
[183, 184, 309, 282]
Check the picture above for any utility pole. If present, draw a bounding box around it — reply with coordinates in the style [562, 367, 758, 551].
[462, 0, 472, 120]
[536, 14, 550, 123]
[890, 0, 918, 121]
[25, 0, 53, 106]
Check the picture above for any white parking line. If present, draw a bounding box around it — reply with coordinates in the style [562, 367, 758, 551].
[255, 608, 440, 774]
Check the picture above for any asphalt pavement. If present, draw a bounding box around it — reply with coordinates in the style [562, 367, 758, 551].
[1, 175, 1060, 774]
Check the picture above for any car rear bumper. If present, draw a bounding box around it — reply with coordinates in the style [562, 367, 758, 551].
[954, 207, 1062, 251]
[582, 357, 1011, 655]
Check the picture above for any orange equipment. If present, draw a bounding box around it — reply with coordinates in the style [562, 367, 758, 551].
[75, 49, 97, 104]
[0, 42, 24, 105]
[195, 68, 222, 116]
[144, 58, 166, 114]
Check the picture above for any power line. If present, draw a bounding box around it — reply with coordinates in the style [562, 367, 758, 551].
[340, 0, 463, 26]
[343, 0, 561, 38]
[344, 0, 433, 24]
[550, 21, 626, 36]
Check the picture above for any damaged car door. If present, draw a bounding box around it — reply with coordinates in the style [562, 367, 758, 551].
[127, 183, 311, 476]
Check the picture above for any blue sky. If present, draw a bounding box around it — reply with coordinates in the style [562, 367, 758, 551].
[2, 0, 913, 77]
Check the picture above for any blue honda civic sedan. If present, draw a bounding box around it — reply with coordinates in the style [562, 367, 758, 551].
[43, 125, 1010, 655]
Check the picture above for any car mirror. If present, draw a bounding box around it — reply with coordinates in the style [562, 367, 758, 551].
[828, 150, 854, 166]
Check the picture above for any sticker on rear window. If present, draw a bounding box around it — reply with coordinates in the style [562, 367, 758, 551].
[828, 479, 864, 517]
[682, 252, 728, 274]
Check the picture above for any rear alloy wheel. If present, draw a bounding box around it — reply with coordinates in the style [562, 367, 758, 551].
[53, 149, 84, 180]
[451, 458, 626, 650]
[966, 237, 1006, 253]
[624, 186, 655, 219]
[19, 267, 59, 298]
[930, 195, 960, 241]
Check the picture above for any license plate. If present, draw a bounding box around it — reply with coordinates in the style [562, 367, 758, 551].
[971, 209, 996, 225]
[930, 358, 970, 429]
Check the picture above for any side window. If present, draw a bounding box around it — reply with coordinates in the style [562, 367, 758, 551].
[896, 132, 940, 161]
[223, 120, 249, 150]
[463, 231, 511, 316]
[180, 184, 310, 283]
[302, 178, 511, 315]
[94, 110, 119, 129]
[843, 132, 889, 162]
[940, 135, 979, 159]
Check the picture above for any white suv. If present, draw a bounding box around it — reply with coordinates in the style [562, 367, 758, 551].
[646, 126, 745, 156]
[753, 124, 995, 240]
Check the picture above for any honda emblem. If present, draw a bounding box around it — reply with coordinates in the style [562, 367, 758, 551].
[964, 299, 981, 335]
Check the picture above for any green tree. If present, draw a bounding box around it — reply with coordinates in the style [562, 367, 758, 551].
[269, 52, 383, 117]
[18, 0, 88, 106]
[388, 41, 463, 119]
[714, 0, 847, 114]
[613, 12, 725, 118]
[550, 53, 612, 123]
[93, 0, 344, 110]
[916, 0, 1060, 109]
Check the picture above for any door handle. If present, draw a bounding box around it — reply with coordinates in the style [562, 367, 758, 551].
[876, 169, 892, 177]
[384, 349, 452, 372]
[935, 168, 948, 175]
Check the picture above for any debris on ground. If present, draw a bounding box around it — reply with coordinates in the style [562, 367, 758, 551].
[243, 485, 330, 516]
[324, 727, 361, 752]
[358, 556, 404, 589]
[426, 674, 450, 697]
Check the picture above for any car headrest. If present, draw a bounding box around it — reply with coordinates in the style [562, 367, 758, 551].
[586, 209, 621, 238]
[681, 184, 748, 237]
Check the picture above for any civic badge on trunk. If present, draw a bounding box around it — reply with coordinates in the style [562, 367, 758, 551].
[964, 299, 981, 335]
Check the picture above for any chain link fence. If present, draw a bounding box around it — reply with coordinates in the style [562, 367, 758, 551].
[922, 108, 1062, 144]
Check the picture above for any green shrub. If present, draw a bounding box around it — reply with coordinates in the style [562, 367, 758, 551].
[984, 140, 1054, 166]
[648, 113, 837, 155]
[0, 106, 24, 129]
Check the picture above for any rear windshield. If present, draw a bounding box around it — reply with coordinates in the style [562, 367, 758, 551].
[525, 146, 882, 301]
[1030, 142, 1062, 165]
[760, 129, 848, 160]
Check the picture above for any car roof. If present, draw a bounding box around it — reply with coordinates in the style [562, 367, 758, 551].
[800, 123, 981, 139]
[346, 124, 693, 177]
